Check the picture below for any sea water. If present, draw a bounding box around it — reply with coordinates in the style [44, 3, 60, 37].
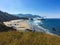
[29, 19, 60, 36]
[38, 19, 60, 36]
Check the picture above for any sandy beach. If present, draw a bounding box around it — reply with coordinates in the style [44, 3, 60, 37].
[3, 20, 31, 31]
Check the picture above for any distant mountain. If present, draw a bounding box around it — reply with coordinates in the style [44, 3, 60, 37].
[15, 14, 42, 18]
[0, 10, 43, 22]
[0, 11, 20, 22]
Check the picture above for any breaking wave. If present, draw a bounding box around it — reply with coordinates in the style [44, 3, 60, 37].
[33, 20, 54, 35]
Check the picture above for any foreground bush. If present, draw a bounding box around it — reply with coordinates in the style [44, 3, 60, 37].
[0, 31, 60, 45]
[0, 23, 16, 32]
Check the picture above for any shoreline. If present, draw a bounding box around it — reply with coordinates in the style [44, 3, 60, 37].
[28, 20, 60, 37]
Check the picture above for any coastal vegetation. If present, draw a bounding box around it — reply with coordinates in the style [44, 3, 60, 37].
[0, 23, 60, 45]
[0, 31, 60, 45]
[0, 23, 16, 32]
[0, 17, 60, 45]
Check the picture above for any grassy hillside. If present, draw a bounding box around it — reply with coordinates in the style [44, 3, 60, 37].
[0, 31, 60, 45]
[0, 23, 60, 45]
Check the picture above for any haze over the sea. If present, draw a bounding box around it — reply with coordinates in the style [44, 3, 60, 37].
[0, 0, 60, 18]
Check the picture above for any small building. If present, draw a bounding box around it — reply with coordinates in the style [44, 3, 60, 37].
[3, 19, 31, 31]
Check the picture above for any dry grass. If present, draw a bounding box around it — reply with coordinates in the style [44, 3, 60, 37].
[0, 31, 60, 45]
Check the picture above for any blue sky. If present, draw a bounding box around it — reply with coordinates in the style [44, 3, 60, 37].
[0, 0, 60, 18]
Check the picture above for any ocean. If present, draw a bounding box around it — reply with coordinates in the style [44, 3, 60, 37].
[38, 19, 60, 36]
[29, 19, 60, 36]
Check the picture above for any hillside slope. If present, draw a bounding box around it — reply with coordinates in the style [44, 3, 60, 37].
[0, 31, 60, 45]
[0, 23, 16, 32]
[0, 11, 20, 22]
[16, 14, 42, 18]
